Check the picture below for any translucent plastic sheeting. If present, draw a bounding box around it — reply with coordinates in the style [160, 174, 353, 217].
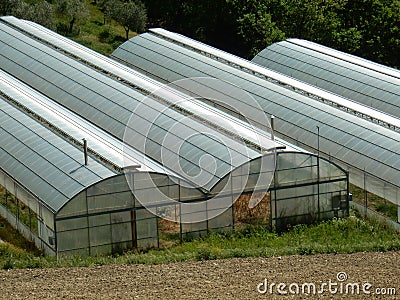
[270, 151, 348, 231]
[0, 97, 116, 212]
[0, 17, 279, 153]
[0, 69, 173, 175]
[111, 32, 400, 204]
[288, 38, 400, 80]
[0, 22, 262, 191]
[252, 39, 400, 119]
[143, 28, 400, 131]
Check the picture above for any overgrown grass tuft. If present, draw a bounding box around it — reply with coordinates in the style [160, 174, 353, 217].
[65, 0, 136, 55]
[25, 0, 135, 56]
[350, 184, 398, 221]
[1, 211, 400, 270]
[0, 215, 41, 256]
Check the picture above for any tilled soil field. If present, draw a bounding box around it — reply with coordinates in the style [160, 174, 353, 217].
[1, 251, 399, 299]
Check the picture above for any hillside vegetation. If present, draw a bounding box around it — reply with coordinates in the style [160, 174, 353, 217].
[2, 0, 400, 67]
[1, 0, 143, 55]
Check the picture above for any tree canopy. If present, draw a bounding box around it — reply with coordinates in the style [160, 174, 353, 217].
[2, 0, 54, 29]
[1, 0, 399, 68]
[55, 0, 89, 34]
[143, 0, 400, 68]
[110, 0, 147, 40]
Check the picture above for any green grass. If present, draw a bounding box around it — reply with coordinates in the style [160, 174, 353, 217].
[67, 3, 129, 55]
[23, 0, 135, 56]
[1, 211, 400, 270]
[350, 184, 398, 221]
[0, 215, 41, 256]
[56, 0, 136, 55]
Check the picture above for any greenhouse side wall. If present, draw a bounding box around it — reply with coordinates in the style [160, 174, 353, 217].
[271, 152, 349, 231]
[56, 175, 144, 256]
[0, 168, 56, 255]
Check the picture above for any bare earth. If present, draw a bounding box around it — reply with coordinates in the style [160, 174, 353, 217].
[1, 252, 399, 299]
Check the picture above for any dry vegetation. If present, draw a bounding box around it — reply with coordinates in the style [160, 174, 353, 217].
[234, 193, 270, 226]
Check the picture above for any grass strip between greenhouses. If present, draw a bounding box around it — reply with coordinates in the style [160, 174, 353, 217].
[1, 211, 400, 270]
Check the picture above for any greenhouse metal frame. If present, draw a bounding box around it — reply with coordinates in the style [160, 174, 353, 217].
[0, 17, 349, 256]
[109, 28, 400, 219]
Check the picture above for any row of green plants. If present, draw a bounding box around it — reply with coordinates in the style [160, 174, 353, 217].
[1, 211, 400, 270]
[0, 188, 39, 235]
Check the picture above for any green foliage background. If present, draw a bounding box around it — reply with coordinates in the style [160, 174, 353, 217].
[143, 0, 400, 67]
[1, 0, 399, 67]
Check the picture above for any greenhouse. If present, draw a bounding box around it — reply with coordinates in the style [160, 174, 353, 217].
[110, 28, 400, 218]
[252, 38, 400, 119]
[0, 17, 349, 256]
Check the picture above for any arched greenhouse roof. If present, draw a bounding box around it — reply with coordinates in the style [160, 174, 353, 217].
[110, 28, 400, 204]
[0, 17, 353, 256]
[0, 95, 117, 213]
[252, 38, 400, 119]
[0, 18, 279, 192]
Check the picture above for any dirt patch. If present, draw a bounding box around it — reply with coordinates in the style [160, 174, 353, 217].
[0, 251, 399, 299]
[234, 192, 270, 225]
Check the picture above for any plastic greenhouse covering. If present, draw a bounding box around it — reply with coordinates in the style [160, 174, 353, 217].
[0, 70, 173, 174]
[111, 30, 400, 205]
[252, 39, 400, 119]
[0, 96, 116, 212]
[0, 17, 279, 150]
[0, 21, 267, 192]
[0, 17, 352, 256]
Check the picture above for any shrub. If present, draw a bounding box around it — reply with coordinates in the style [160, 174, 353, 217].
[98, 28, 110, 42]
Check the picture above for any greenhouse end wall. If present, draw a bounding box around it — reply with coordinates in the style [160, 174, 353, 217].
[56, 174, 159, 256]
[1, 153, 349, 256]
[271, 152, 349, 231]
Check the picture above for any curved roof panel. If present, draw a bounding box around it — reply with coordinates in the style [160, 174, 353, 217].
[139, 29, 400, 132]
[252, 39, 400, 119]
[0, 21, 262, 191]
[0, 69, 173, 176]
[0, 97, 116, 213]
[0, 17, 279, 150]
[111, 30, 400, 202]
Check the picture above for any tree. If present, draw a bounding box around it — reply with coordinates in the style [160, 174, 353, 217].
[111, 0, 147, 40]
[97, 0, 113, 25]
[227, 0, 285, 57]
[278, 0, 359, 49]
[179, 0, 243, 56]
[0, 0, 16, 15]
[141, 0, 180, 28]
[342, 0, 400, 66]
[31, 1, 55, 29]
[6, 1, 54, 29]
[10, 0, 30, 19]
[142, 0, 246, 56]
[226, 0, 364, 58]
[55, 0, 88, 34]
